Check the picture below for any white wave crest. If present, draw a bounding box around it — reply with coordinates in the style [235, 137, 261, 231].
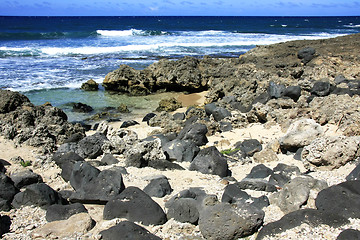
[97, 29, 138, 37]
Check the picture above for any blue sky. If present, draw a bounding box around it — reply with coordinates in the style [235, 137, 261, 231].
[1, 0, 360, 16]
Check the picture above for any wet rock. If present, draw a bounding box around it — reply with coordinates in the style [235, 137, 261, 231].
[0, 172, 18, 211]
[256, 209, 349, 240]
[0, 89, 30, 114]
[52, 152, 85, 182]
[162, 139, 200, 162]
[12, 183, 66, 209]
[156, 97, 182, 112]
[32, 213, 94, 239]
[269, 176, 328, 214]
[302, 136, 360, 170]
[199, 202, 264, 239]
[81, 79, 98, 91]
[177, 123, 208, 146]
[337, 229, 360, 240]
[189, 146, 230, 177]
[297, 47, 316, 64]
[316, 180, 360, 219]
[99, 221, 162, 240]
[72, 102, 93, 113]
[234, 139, 262, 157]
[279, 119, 324, 151]
[142, 113, 157, 123]
[69, 162, 125, 204]
[103, 186, 167, 226]
[46, 203, 88, 222]
[10, 169, 43, 189]
[143, 176, 172, 198]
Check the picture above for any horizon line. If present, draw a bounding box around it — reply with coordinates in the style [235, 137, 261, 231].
[1, 15, 359, 17]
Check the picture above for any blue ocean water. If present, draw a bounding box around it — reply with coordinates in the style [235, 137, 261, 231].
[0, 16, 359, 121]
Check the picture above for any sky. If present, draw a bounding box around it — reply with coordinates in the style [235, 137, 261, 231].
[1, 0, 360, 16]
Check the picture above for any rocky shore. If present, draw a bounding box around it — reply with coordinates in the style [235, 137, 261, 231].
[1, 33, 360, 240]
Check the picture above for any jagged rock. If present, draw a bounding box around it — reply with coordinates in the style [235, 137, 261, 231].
[52, 152, 85, 182]
[162, 139, 200, 162]
[297, 47, 316, 64]
[156, 97, 182, 112]
[337, 229, 360, 240]
[69, 162, 125, 204]
[12, 183, 66, 209]
[268, 81, 286, 99]
[177, 123, 208, 146]
[311, 81, 332, 97]
[32, 213, 94, 239]
[46, 203, 88, 222]
[234, 139, 262, 157]
[212, 107, 231, 122]
[10, 169, 43, 189]
[99, 221, 162, 240]
[125, 138, 166, 167]
[143, 176, 172, 198]
[76, 132, 108, 159]
[253, 148, 279, 163]
[120, 120, 139, 128]
[256, 209, 349, 240]
[279, 119, 324, 151]
[283, 85, 302, 102]
[0, 89, 30, 113]
[269, 176, 328, 214]
[199, 202, 264, 239]
[189, 146, 230, 177]
[103, 186, 167, 226]
[0, 172, 18, 211]
[72, 102, 93, 113]
[104, 128, 138, 154]
[316, 180, 360, 219]
[100, 153, 119, 165]
[302, 136, 360, 170]
[81, 79, 98, 91]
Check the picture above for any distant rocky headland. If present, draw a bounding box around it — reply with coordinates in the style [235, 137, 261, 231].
[0, 33, 360, 240]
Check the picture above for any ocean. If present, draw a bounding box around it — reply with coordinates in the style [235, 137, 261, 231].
[1, 16, 359, 122]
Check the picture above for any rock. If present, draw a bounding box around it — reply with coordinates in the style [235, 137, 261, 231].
[204, 103, 217, 116]
[173, 112, 185, 121]
[156, 97, 182, 112]
[104, 128, 138, 154]
[279, 119, 324, 151]
[143, 176, 173, 198]
[69, 162, 125, 204]
[297, 47, 316, 64]
[99, 221, 162, 240]
[0, 172, 18, 211]
[10, 169, 43, 189]
[268, 81, 286, 99]
[0, 89, 30, 113]
[219, 121, 232, 132]
[147, 159, 185, 171]
[46, 203, 88, 222]
[234, 139, 262, 157]
[272, 163, 301, 184]
[52, 152, 85, 182]
[32, 213, 94, 239]
[302, 136, 360, 170]
[253, 148, 279, 163]
[142, 113, 157, 123]
[165, 188, 208, 224]
[120, 120, 139, 128]
[76, 132, 108, 159]
[237, 179, 277, 192]
[311, 81, 332, 97]
[177, 123, 208, 146]
[199, 202, 264, 239]
[256, 209, 349, 240]
[346, 160, 360, 181]
[103, 186, 167, 225]
[72, 102, 93, 113]
[337, 229, 360, 240]
[81, 79, 98, 91]
[162, 139, 200, 162]
[12, 183, 66, 209]
[100, 153, 119, 165]
[117, 103, 130, 113]
[0, 214, 11, 237]
[221, 184, 251, 204]
[212, 107, 231, 122]
[125, 138, 166, 167]
[316, 180, 360, 219]
[283, 85, 301, 102]
[64, 132, 85, 143]
[269, 176, 328, 214]
[189, 146, 230, 177]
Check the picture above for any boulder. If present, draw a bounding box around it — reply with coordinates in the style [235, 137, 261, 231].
[212, 107, 231, 122]
[204, 103, 217, 116]
[69, 162, 125, 204]
[0, 89, 30, 114]
[189, 146, 230, 177]
[103, 186, 167, 226]
[297, 47, 316, 64]
[156, 97, 182, 112]
[104, 128, 138, 154]
[269, 176, 328, 214]
[0, 172, 18, 211]
[46, 203, 88, 222]
[234, 139, 262, 157]
[125, 138, 166, 167]
[31, 213, 94, 239]
[143, 176, 173, 198]
[199, 202, 264, 239]
[81, 79, 98, 91]
[268, 81, 286, 99]
[52, 152, 85, 182]
[283, 85, 302, 101]
[162, 139, 200, 162]
[76, 132, 108, 159]
[0, 214, 11, 237]
[337, 229, 360, 240]
[256, 209, 349, 240]
[142, 113, 157, 123]
[279, 119, 324, 151]
[346, 160, 360, 181]
[315, 180, 360, 219]
[11, 183, 66, 209]
[173, 112, 185, 121]
[177, 123, 208, 146]
[253, 148, 279, 163]
[302, 136, 360, 170]
[147, 159, 185, 171]
[120, 120, 139, 128]
[72, 102, 93, 113]
[100, 153, 119, 165]
[10, 169, 43, 189]
[310, 81, 332, 97]
[99, 221, 162, 240]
